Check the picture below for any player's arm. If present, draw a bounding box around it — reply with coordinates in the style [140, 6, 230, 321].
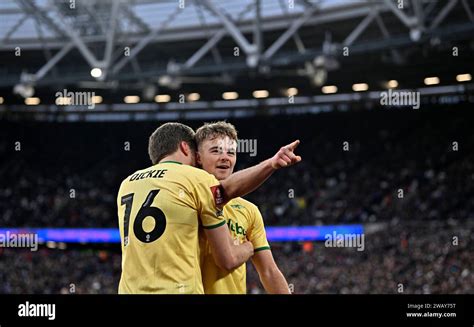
[252, 250, 291, 294]
[204, 225, 254, 271]
[194, 176, 254, 271]
[247, 205, 289, 293]
[219, 140, 301, 204]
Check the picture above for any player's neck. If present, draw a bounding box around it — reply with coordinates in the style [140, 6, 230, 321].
[159, 154, 185, 165]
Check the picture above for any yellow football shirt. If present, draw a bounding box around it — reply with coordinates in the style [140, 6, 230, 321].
[200, 197, 270, 294]
[117, 161, 225, 294]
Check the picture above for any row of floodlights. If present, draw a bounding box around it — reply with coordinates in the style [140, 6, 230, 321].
[3, 74, 471, 106]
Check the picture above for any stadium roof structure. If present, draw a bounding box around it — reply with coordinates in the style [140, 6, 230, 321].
[0, 0, 473, 120]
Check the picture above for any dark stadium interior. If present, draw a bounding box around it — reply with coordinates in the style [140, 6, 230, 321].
[0, 0, 473, 299]
[1, 105, 473, 293]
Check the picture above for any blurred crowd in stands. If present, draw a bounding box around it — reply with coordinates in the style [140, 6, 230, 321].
[0, 107, 472, 293]
[0, 219, 471, 294]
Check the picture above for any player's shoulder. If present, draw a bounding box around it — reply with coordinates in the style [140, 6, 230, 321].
[119, 165, 152, 184]
[229, 198, 264, 228]
[118, 168, 141, 197]
[178, 165, 217, 182]
[229, 197, 260, 214]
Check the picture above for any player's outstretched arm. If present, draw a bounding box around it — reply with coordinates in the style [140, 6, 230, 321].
[204, 225, 254, 271]
[252, 250, 291, 294]
[219, 140, 302, 202]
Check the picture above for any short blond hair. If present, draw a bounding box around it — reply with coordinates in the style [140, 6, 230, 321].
[195, 121, 238, 149]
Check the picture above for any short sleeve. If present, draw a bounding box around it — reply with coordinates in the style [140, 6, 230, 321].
[192, 169, 226, 229]
[247, 205, 270, 252]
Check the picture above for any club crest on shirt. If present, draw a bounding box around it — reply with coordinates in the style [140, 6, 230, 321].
[210, 185, 224, 206]
[230, 204, 245, 210]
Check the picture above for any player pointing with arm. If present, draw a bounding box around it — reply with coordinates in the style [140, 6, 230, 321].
[117, 122, 300, 294]
[197, 121, 291, 294]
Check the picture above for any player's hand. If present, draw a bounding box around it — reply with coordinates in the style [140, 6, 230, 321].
[270, 140, 302, 169]
[232, 238, 254, 256]
[242, 240, 254, 257]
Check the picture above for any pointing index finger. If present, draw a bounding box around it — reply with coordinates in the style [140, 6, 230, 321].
[286, 140, 300, 151]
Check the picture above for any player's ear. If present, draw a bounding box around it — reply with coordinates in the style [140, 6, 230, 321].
[179, 141, 190, 157]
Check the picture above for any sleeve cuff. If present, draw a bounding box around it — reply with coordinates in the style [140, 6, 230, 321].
[202, 220, 226, 229]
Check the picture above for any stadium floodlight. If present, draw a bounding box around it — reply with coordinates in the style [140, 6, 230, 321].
[313, 55, 326, 68]
[410, 28, 422, 42]
[124, 96, 140, 104]
[253, 90, 269, 98]
[286, 88, 298, 96]
[13, 83, 35, 98]
[24, 97, 40, 105]
[222, 92, 239, 100]
[424, 77, 440, 85]
[92, 96, 103, 104]
[158, 75, 182, 90]
[55, 97, 72, 106]
[246, 53, 259, 68]
[387, 80, 399, 89]
[352, 83, 369, 92]
[322, 85, 338, 94]
[456, 74, 471, 82]
[154, 94, 171, 103]
[311, 69, 327, 87]
[187, 93, 200, 102]
[90, 68, 103, 78]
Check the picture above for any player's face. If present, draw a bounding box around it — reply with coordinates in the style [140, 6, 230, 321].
[198, 136, 237, 180]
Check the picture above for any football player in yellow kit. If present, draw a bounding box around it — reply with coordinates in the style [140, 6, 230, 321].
[117, 122, 300, 293]
[196, 122, 291, 294]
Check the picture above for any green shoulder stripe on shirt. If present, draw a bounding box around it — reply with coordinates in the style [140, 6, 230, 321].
[254, 246, 271, 252]
[160, 161, 182, 165]
[202, 220, 226, 229]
